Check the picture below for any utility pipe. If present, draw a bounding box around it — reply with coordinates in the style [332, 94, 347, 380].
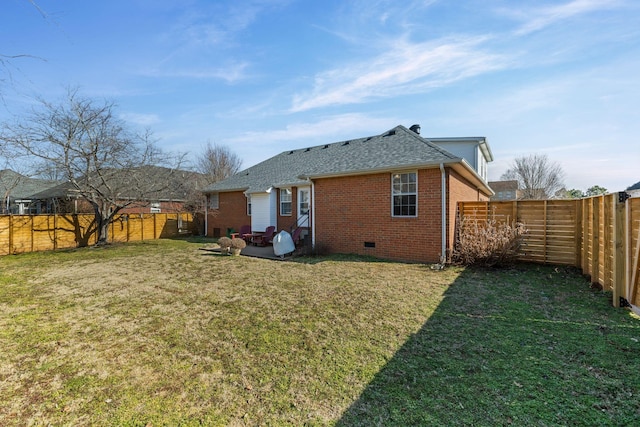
[204, 195, 208, 237]
[440, 163, 447, 264]
[311, 179, 316, 248]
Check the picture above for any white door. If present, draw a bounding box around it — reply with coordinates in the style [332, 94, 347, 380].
[298, 187, 310, 227]
[251, 192, 277, 231]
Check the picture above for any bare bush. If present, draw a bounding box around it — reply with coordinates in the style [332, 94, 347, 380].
[230, 238, 246, 250]
[452, 216, 527, 267]
[217, 237, 232, 249]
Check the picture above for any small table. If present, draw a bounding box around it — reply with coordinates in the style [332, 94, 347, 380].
[249, 232, 265, 246]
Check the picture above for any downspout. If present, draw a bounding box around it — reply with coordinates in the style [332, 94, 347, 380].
[204, 194, 209, 237]
[310, 179, 316, 248]
[440, 163, 447, 264]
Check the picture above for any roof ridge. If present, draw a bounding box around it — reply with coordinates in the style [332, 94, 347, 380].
[393, 125, 460, 161]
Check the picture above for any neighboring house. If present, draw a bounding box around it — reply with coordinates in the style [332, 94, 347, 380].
[627, 181, 640, 198]
[488, 180, 520, 201]
[203, 124, 494, 263]
[0, 170, 61, 214]
[29, 166, 206, 215]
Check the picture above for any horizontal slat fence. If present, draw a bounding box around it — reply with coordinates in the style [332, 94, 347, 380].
[457, 200, 580, 265]
[0, 213, 193, 256]
[459, 194, 640, 309]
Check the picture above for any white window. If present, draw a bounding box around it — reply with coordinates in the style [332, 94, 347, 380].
[209, 193, 219, 209]
[392, 172, 417, 217]
[280, 188, 292, 215]
[246, 194, 252, 216]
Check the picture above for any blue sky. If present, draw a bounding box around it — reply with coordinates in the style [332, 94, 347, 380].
[1, 0, 639, 192]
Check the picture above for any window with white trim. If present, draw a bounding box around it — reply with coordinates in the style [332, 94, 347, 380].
[392, 172, 417, 217]
[280, 188, 292, 215]
[246, 194, 252, 215]
[209, 193, 219, 209]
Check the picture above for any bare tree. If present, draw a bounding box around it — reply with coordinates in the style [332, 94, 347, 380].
[501, 154, 565, 200]
[195, 141, 242, 185]
[1, 1, 49, 98]
[0, 88, 182, 245]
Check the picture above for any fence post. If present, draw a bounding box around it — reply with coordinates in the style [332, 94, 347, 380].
[591, 197, 600, 284]
[603, 195, 613, 290]
[53, 213, 57, 250]
[575, 200, 583, 268]
[543, 200, 548, 263]
[8, 215, 13, 254]
[582, 199, 589, 274]
[612, 195, 626, 307]
[30, 215, 34, 253]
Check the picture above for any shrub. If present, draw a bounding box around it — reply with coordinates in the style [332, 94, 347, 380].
[230, 238, 247, 250]
[217, 236, 232, 249]
[452, 216, 527, 267]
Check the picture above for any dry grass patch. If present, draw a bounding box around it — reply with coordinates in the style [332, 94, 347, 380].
[0, 240, 454, 425]
[3, 240, 638, 425]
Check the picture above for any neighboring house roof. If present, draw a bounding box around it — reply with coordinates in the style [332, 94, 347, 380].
[488, 180, 518, 193]
[0, 169, 61, 200]
[627, 181, 640, 191]
[205, 125, 493, 195]
[29, 166, 206, 202]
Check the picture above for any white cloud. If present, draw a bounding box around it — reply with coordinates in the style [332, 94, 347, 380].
[222, 113, 399, 167]
[119, 112, 161, 126]
[290, 36, 507, 112]
[226, 113, 393, 146]
[512, 0, 621, 36]
[140, 61, 250, 83]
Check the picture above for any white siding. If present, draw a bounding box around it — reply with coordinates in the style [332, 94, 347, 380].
[431, 140, 490, 180]
[251, 192, 277, 231]
[434, 141, 477, 169]
[477, 148, 488, 181]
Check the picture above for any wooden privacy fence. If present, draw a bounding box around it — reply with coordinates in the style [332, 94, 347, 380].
[0, 212, 193, 256]
[458, 194, 640, 309]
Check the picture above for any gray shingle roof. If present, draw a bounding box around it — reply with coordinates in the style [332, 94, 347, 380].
[28, 166, 207, 201]
[205, 125, 464, 194]
[0, 170, 61, 200]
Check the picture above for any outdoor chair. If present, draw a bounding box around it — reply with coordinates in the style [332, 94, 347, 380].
[292, 227, 303, 247]
[253, 226, 275, 246]
[239, 224, 252, 242]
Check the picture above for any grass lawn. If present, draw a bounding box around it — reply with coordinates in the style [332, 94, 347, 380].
[0, 238, 638, 426]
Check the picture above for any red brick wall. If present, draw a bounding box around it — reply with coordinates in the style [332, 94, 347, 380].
[313, 169, 444, 263]
[447, 170, 490, 259]
[276, 187, 299, 232]
[206, 191, 250, 237]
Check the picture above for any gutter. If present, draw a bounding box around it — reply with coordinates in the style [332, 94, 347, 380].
[440, 163, 447, 264]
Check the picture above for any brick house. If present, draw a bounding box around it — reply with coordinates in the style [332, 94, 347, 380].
[29, 166, 206, 215]
[0, 169, 61, 214]
[203, 124, 494, 263]
[488, 180, 520, 201]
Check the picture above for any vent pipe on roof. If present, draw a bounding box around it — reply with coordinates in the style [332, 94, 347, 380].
[409, 124, 421, 134]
